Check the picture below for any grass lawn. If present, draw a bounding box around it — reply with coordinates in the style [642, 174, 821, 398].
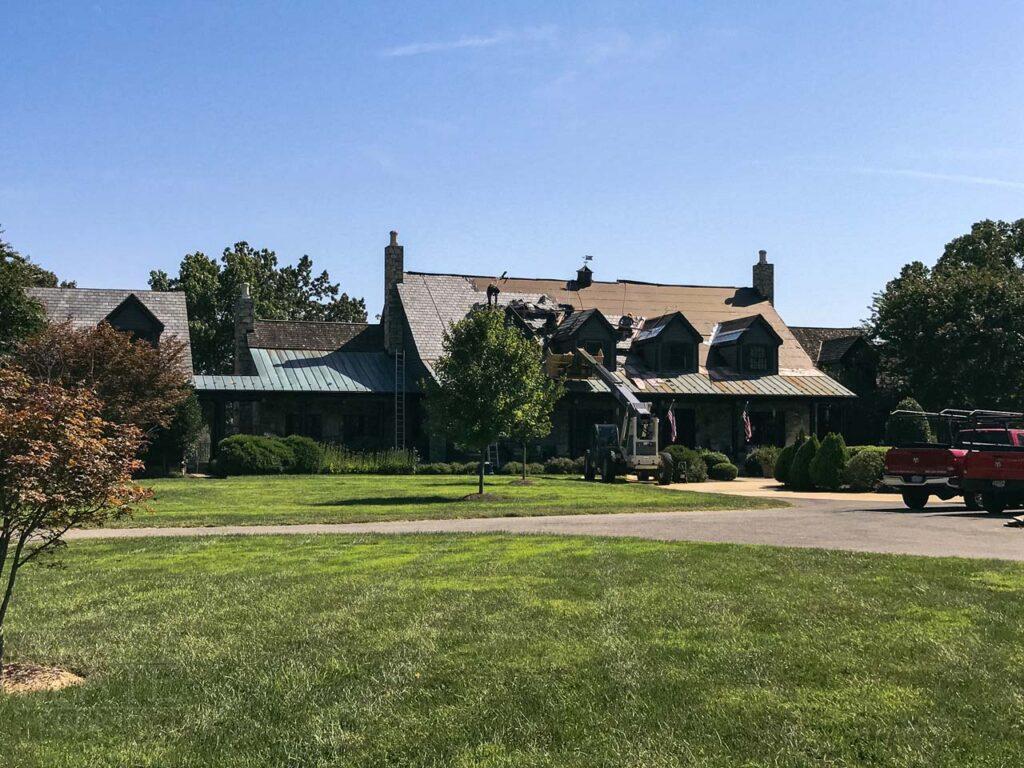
[132, 474, 779, 527]
[4, 535, 1024, 767]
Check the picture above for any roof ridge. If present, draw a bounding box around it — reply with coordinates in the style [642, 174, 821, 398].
[253, 318, 374, 327]
[404, 271, 744, 290]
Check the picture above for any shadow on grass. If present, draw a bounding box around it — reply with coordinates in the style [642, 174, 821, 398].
[311, 495, 457, 507]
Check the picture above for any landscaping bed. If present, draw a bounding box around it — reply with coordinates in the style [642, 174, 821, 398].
[3, 535, 1024, 766]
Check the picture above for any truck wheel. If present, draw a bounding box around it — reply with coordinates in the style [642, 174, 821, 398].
[583, 451, 596, 482]
[982, 493, 1006, 515]
[658, 452, 674, 485]
[901, 490, 929, 510]
[601, 456, 616, 483]
[963, 491, 983, 511]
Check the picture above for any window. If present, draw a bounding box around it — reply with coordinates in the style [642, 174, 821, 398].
[747, 345, 769, 372]
[583, 341, 603, 356]
[664, 343, 692, 371]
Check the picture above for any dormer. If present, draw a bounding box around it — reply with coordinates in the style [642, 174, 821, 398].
[549, 308, 618, 371]
[632, 312, 702, 374]
[104, 293, 164, 346]
[709, 314, 782, 375]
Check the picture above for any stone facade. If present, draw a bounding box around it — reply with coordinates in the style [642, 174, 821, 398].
[383, 231, 404, 354]
[752, 249, 774, 304]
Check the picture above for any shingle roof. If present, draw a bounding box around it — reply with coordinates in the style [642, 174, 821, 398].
[397, 272, 853, 399]
[26, 287, 193, 374]
[790, 326, 867, 365]
[549, 307, 611, 342]
[249, 320, 383, 352]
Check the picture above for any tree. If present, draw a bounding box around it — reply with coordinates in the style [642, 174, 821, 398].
[150, 242, 367, 373]
[143, 392, 205, 475]
[885, 396, 934, 446]
[810, 432, 848, 490]
[14, 321, 192, 436]
[868, 219, 1024, 410]
[788, 434, 820, 490]
[426, 307, 562, 494]
[0, 234, 50, 356]
[0, 366, 149, 669]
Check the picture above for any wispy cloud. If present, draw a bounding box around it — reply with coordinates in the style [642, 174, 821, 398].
[852, 166, 1024, 190]
[382, 26, 556, 58]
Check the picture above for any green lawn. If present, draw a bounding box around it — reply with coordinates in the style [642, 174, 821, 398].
[133, 474, 778, 527]
[4, 535, 1024, 767]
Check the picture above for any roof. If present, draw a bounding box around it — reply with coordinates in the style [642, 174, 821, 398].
[195, 348, 416, 394]
[26, 287, 193, 374]
[397, 272, 853, 399]
[790, 326, 867, 365]
[633, 312, 703, 345]
[549, 307, 613, 342]
[711, 314, 783, 346]
[249, 320, 383, 351]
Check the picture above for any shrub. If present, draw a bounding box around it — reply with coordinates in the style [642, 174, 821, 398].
[742, 451, 763, 477]
[810, 432, 848, 490]
[665, 446, 707, 483]
[751, 445, 781, 478]
[571, 456, 586, 475]
[322, 445, 417, 474]
[885, 397, 934, 446]
[526, 462, 545, 476]
[699, 450, 731, 472]
[709, 461, 738, 481]
[773, 434, 806, 484]
[844, 446, 888, 491]
[283, 435, 325, 474]
[216, 435, 295, 476]
[500, 461, 524, 476]
[787, 434, 820, 490]
[417, 462, 452, 475]
[544, 457, 575, 475]
[847, 445, 889, 457]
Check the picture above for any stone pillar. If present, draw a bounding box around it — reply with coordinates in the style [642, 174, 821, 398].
[752, 249, 774, 305]
[383, 231, 405, 354]
[233, 283, 255, 374]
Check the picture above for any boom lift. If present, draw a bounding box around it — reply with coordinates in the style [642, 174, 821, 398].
[564, 349, 673, 484]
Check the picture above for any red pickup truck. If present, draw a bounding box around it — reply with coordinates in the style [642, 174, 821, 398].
[883, 428, 1024, 510]
[961, 429, 1024, 514]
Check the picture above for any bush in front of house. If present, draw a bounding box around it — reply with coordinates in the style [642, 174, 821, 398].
[787, 434, 820, 490]
[571, 456, 586, 475]
[526, 462, 545, 476]
[544, 457, 576, 475]
[665, 446, 708, 483]
[283, 435, 325, 474]
[773, 437, 802, 484]
[417, 462, 453, 475]
[749, 445, 781, 479]
[322, 445, 418, 474]
[709, 461, 739, 481]
[500, 461, 523, 476]
[215, 435, 295, 476]
[743, 451, 763, 477]
[844, 446, 888, 491]
[885, 397, 934, 446]
[699, 450, 731, 472]
[809, 432, 848, 490]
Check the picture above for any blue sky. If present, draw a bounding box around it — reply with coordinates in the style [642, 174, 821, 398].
[3, 1, 1023, 325]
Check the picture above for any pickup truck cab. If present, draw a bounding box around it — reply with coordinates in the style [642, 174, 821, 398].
[961, 429, 1024, 514]
[883, 428, 1023, 510]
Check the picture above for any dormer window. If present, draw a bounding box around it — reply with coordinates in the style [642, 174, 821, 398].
[709, 314, 783, 375]
[664, 342, 693, 371]
[631, 312, 702, 375]
[746, 344, 769, 372]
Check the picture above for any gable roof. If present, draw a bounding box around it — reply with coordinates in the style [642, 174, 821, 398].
[790, 326, 868, 365]
[549, 307, 615, 342]
[711, 314, 783, 346]
[633, 312, 703, 345]
[248, 320, 383, 352]
[106, 293, 165, 333]
[397, 271, 853, 398]
[26, 287, 193, 374]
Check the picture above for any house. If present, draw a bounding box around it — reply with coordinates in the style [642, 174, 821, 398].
[196, 234, 855, 461]
[790, 326, 880, 443]
[25, 287, 194, 375]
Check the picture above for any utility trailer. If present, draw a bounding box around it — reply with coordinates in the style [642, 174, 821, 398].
[569, 349, 674, 484]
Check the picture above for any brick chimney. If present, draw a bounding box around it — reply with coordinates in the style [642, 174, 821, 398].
[233, 282, 255, 374]
[752, 249, 774, 305]
[383, 230, 404, 354]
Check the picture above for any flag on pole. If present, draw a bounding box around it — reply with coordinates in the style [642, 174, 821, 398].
[742, 401, 753, 442]
[667, 401, 677, 443]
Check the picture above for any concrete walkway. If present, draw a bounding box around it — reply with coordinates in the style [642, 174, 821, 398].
[68, 496, 1024, 561]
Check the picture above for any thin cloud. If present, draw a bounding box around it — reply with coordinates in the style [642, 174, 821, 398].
[853, 166, 1024, 190]
[382, 26, 555, 58]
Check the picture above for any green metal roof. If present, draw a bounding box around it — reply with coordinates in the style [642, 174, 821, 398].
[195, 348, 416, 394]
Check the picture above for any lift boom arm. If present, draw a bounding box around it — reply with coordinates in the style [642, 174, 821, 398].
[575, 349, 651, 417]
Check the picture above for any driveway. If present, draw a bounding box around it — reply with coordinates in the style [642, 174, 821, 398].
[68, 495, 1024, 561]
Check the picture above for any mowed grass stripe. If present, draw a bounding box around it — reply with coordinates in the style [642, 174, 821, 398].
[132, 474, 778, 528]
[2, 534, 1024, 767]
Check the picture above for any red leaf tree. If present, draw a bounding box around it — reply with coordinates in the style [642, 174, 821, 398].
[0, 366, 150, 669]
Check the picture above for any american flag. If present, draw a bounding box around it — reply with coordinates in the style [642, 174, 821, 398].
[667, 403, 677, 443]
[742, 401, 753, 442]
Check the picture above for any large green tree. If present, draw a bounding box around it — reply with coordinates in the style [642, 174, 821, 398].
[150, 242, 367, 373]
[426, 307, 563, 494]
[0, 229, 70, 355]
[869, 219, 1024, 410]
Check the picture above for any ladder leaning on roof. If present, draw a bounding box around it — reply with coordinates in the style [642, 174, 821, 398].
[394, 349, 406, 450]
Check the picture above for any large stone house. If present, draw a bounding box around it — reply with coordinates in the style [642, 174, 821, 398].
[195, 234, 855, 461]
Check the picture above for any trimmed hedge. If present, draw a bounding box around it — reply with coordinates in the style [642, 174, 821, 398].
[283, 435, 325, 475]
[844, 446, 888, 491]
[665, 446, 707, 483]
[699, 450, 731, 472]
[810, 432, 848, 490]
[544, 457, 576, 475]
[787, 434, 820, 490]
[215, 435, 295, 476]
[773, 437, 804, 484]
[749, 445, 781, 478]
[418, 462, 454, 475]
[709, 461, 738, 481]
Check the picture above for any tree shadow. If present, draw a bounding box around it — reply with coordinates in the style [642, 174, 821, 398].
[312, 495, 455, 507]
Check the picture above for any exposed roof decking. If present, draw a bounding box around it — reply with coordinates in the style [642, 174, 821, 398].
[249, 320, 382, 351]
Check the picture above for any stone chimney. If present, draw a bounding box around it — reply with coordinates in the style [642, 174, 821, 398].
[383, 230, 405, 354]
[752, 249, 774, 305]
[233, 283, 255, 374]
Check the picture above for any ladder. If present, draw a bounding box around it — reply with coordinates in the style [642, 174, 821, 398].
[486, 442, 500, 473]
[394, 350, 406, 450]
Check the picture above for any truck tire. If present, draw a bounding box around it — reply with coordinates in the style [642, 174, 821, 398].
[601, 455, 616, 483]
[982, 493, 1006, 515]
[901, 489, 929, 510]
[583, 451, 596, 482]
[658, 452, 673, 485]
[963, 491, 983, 511]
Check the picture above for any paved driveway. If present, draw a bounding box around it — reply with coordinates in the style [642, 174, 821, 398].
[69, 496, 1024, 561]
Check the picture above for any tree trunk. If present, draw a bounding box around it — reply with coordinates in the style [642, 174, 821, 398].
[0, 560, 20, 671]
[522, 441, 527, 482]
[478, 458, 485, 495]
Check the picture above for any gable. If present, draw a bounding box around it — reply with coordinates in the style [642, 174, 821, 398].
[104, 294, 165, 344]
